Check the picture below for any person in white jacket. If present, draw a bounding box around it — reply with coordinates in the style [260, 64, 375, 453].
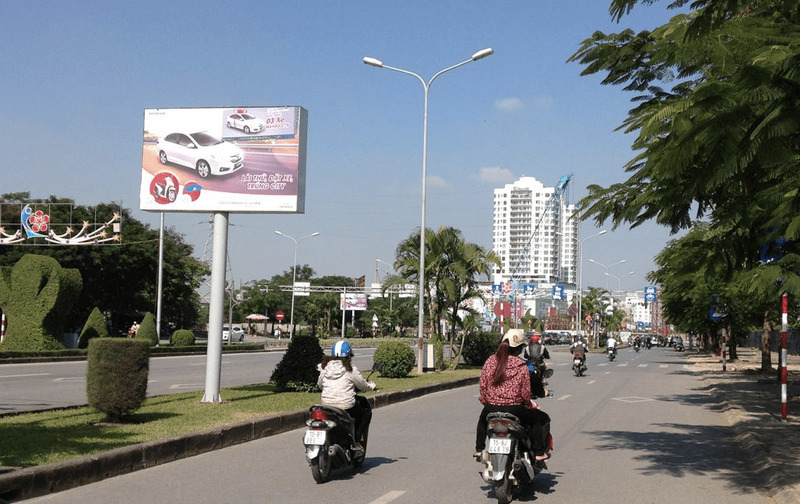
[317, 340, 376, 453]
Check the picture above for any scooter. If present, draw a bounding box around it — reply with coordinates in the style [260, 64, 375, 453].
[303, 364, 380, 483]
[607, 346, 616, 361]
[633, 340, 641, 352]
[572, 353, 587, 377]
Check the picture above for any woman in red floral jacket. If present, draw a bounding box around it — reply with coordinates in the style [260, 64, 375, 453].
[474, 329, 551, 461]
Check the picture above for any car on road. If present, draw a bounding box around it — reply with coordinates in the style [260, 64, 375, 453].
[226, 112, 266, 134]
[156, 132, 244, 178]
[222, 325, 245, 343]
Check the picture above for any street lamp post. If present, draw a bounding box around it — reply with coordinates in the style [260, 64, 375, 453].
[576, 230, 607, 333]
[274, 231, 320, 338]
[589, 258, 628, 291]
[364, 48, 494, 373]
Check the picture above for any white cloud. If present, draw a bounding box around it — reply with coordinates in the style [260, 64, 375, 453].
[494, 97, 524, 112]
[474, 166, 515, 185]
[426, 175, 450, 189]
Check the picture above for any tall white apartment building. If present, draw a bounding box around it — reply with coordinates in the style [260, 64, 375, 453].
[492, 176, 578, 286]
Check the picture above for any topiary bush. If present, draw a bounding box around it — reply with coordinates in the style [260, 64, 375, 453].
[0, 254, 82, 351]
[270, 334, 324, 392]
[78, 307, 109, 349]
[170, 329, 195, 346]
[373, 340, 416, 378]
[86, 338, 150, 422]
[135, 312, 158, 347]
[462, 331, 501, 366]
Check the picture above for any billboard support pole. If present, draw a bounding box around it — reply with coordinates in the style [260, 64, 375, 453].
[202, 212, 229, 403]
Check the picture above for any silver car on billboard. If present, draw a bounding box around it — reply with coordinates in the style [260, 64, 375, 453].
[156, 131, 244, 178]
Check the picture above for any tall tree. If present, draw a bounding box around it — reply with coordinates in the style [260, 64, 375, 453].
[569, 1, 800, 361]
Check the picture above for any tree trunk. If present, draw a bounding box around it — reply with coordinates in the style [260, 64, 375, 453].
[761, 307, 773, 373]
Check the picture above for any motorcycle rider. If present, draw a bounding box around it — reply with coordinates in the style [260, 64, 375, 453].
[475, 329, 551, 462]
[606, 335, 618, 358]
[570, 337, 588, 367]
[317, 340, 376, 455]
[525, 333, 551, 390]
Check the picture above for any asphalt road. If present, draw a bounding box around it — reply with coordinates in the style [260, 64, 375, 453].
[0, 346, 375, 415]
[21, 346, 776, 503]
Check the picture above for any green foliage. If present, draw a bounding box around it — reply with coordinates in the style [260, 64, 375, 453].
[430, 333, 447, 371]
[135, 312, 158, 347]
[78, 307, 109, 349]
[373, 340, 416, 378]
[0, 254, 82, 351]
[270, 334, 324, 391]
[462, 331, 500, 366]
[170, 329, 195, 346]
[86, 338, 149, 422]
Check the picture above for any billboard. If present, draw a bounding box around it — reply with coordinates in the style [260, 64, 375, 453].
[140, 106, 308, 213]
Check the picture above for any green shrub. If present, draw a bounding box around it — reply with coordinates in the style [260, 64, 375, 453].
[86, 338, 150, 422]
[78, 307, 109, 349]
[431, 333, 447, 371]
[270, 334, 324, 391]
[135, 312, 158, 347]
[170, 329, 195, 346]
[462, 331, 501, 366]
[0, 254, 82, 351]
[373, 340, 416, 378]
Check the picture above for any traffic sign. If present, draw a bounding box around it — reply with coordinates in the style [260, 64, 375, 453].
[275, 310, 285, 322]
[493, 301, 511, 318]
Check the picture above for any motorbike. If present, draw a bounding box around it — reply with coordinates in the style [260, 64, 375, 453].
[674, 337, 685, 352]
[572, 352, 586, 377]
[633, 340, 641, 352]
[607, 346, 616, 361]
[303, 364, 380, 483]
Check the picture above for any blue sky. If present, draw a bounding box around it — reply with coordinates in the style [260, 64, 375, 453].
[0, 0, 685, 292]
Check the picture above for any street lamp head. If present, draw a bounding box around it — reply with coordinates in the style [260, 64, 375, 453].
[471, 48, 494, 61]
[274, 230, 283, 236]
[310, 232, 320, 237]
[363, 57, 384, 68]
[597, 230, 608, 236]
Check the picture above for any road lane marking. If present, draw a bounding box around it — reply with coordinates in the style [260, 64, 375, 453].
[557, 394, 571, 401]
[53, 377, 84, 382]
[659, 364, 669, 368]
[617, 363, 628, 367]
[169, 383, 203, 389]
[638, 364, 648, 368]
[587, 380, 596, 385]
[0, 373, 50, 379]
[369, 491, 406, 503]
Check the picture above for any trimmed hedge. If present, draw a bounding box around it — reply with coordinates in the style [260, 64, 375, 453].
[462, 331, 501, 366]
[86, 338, 150, 422]
[373, 340, 416, 378]
[269, 334, 324, 392]
[170, 329, 195, 346]
[0, 254, 82, 351]
[135, 312, 158, 347]
[78, 307, 109, 349]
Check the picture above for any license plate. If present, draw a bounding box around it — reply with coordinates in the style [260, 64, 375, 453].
[304, 429, 326, 445]
[488, 438, 512, 454]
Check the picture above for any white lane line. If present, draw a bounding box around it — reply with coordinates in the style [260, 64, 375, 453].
[586, 380, 596, 385]
[53, 377, 84, 382]
[369, 491, 406, 503]
[557, 394, 571, 401]
[659, 364, 669, 369]
[617, 363, 629, 367]
[0, 373, 50, 379]
[169, 383, 203, 389]
[638, 364, 648, 368]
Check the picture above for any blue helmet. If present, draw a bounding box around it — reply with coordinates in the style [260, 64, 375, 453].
[331, 340, 353, 357]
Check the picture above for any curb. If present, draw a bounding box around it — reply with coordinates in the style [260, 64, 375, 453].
[702, 376, 800, 504]
[0, 376, 479, 502]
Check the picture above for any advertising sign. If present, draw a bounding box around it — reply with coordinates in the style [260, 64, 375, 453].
[140, 106, 308, 213]
[340, 293, 367, 311]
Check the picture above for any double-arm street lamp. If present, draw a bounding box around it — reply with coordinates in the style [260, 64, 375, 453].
[576, 230, 607, 332]
[589, 258, 628, 291]
[364, 48, 494, 373]
[275, 230, 320, 338]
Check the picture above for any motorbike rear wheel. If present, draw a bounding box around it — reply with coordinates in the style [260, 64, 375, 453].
[494, 476, 512, 504]
[310, 444, 332, 483]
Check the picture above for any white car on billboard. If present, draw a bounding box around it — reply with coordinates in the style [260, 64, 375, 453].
[156, 132, 244, 178]
[226, 112, 266, 134]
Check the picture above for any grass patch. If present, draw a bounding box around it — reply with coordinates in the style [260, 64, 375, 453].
[0, 367, 479, 468]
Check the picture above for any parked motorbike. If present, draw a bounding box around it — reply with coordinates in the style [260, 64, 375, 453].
[572, 353, 586, 377]
[303, 364, 380, 483]
[607, 347, 616, 361]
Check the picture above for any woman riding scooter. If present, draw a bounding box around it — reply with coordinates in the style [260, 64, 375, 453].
[317, 340, 376, 455]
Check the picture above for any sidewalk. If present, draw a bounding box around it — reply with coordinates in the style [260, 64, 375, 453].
[687, 347, 800, 504]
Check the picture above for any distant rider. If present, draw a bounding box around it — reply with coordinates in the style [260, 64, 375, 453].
[570, 337, 588, 368]
[606, 335, 617, 357]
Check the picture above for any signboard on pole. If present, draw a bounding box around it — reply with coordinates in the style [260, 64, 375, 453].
[294, 281, 311, 296]
[140, 106, 308, 213]
[340, 293, 367, 310]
